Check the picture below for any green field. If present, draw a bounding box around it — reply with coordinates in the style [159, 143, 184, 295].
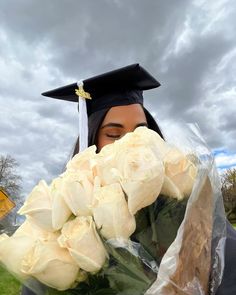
[0, 265, 22, 295]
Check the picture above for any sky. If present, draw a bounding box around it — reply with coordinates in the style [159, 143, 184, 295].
[0, 0, 236, 197]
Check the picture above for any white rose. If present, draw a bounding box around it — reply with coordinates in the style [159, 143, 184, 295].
[50, 177, 72, 230]
[61, 172, 94, 216]
[66, 145, 97, 173]
[18, 180, 54, 231]
[114, 145, 165, 215]
[91, 143, 118, 186]
[21, 240, 79, 291]
[0, 218, 62, 280]
[121, 127, 197, 200]
[13, 219, 59, 241]
[118, 126, 168, 159]
[161, 176, 183, 199]
[161, 148, 197, 199]
[18, 178, 72, 232]
[92, 183, 136, 239]
[93, 127, 166, 188]
[58, 216, 107, 273]
[0, 233, 34, 279]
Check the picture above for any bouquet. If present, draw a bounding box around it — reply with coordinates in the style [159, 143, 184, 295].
[0, 126, 226, 294]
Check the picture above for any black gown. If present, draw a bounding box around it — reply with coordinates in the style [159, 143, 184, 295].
[215, 220, 236, 295]
[21, 221, 236, 295]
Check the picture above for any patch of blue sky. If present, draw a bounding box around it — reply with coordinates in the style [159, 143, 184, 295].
[213, 148, 236, 170]
[212, 148, 227, 156]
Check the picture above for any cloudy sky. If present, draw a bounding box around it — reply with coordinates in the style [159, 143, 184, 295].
[0, 0, 235, 197]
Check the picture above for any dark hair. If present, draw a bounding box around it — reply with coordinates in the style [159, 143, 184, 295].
[143, 107, 164, 139]
[72, 105, 164, 156]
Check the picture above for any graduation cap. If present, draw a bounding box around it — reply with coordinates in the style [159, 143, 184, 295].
[42, 63, 161, 152]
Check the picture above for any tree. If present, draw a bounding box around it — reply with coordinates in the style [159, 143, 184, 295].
[0, 155, 23, 234]
[0, 154, 22, 198]
[221, 168, 236, 223]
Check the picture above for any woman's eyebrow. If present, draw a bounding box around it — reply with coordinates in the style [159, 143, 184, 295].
[101, 123, 124, 129]
[135, 122, 148, 128]
[101, 122, 148, 129]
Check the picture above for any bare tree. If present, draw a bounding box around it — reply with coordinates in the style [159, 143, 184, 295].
[0, 154, 22, 198]
[221, 168, 236, 223]
[0, 155, 23, 234]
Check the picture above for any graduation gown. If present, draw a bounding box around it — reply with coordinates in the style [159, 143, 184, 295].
[215, 220, 236, 295]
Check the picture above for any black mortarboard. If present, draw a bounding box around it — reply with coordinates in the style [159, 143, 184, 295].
[41, 63, 161, 152]
[41, 63, 160, 116]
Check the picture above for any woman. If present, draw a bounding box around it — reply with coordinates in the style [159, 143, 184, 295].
[22, 64, 235, 294]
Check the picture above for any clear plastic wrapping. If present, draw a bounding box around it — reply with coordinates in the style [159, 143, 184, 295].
[143, 123, 226, 294]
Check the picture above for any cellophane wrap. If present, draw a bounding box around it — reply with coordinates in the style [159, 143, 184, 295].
[143, 123, 226, 295]
[0, 124, 226, 295]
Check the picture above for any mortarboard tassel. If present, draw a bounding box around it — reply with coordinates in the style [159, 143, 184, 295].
[76, 80, 91, 152]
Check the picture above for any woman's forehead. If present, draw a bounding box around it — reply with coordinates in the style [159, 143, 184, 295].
[101, 104, 147, 125]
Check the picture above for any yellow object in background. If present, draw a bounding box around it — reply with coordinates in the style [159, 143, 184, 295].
[0, 190, 15, 220]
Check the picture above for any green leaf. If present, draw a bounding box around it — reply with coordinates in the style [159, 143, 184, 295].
[102, 241, 155, 295]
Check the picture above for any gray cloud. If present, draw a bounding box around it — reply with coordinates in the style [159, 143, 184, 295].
[0, 0, 235, 196]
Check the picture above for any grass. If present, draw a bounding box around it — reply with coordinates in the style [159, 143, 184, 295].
[0, 265, 22, 295]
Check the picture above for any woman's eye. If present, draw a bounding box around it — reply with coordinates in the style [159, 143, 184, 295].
[106, 134, 121, 139]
